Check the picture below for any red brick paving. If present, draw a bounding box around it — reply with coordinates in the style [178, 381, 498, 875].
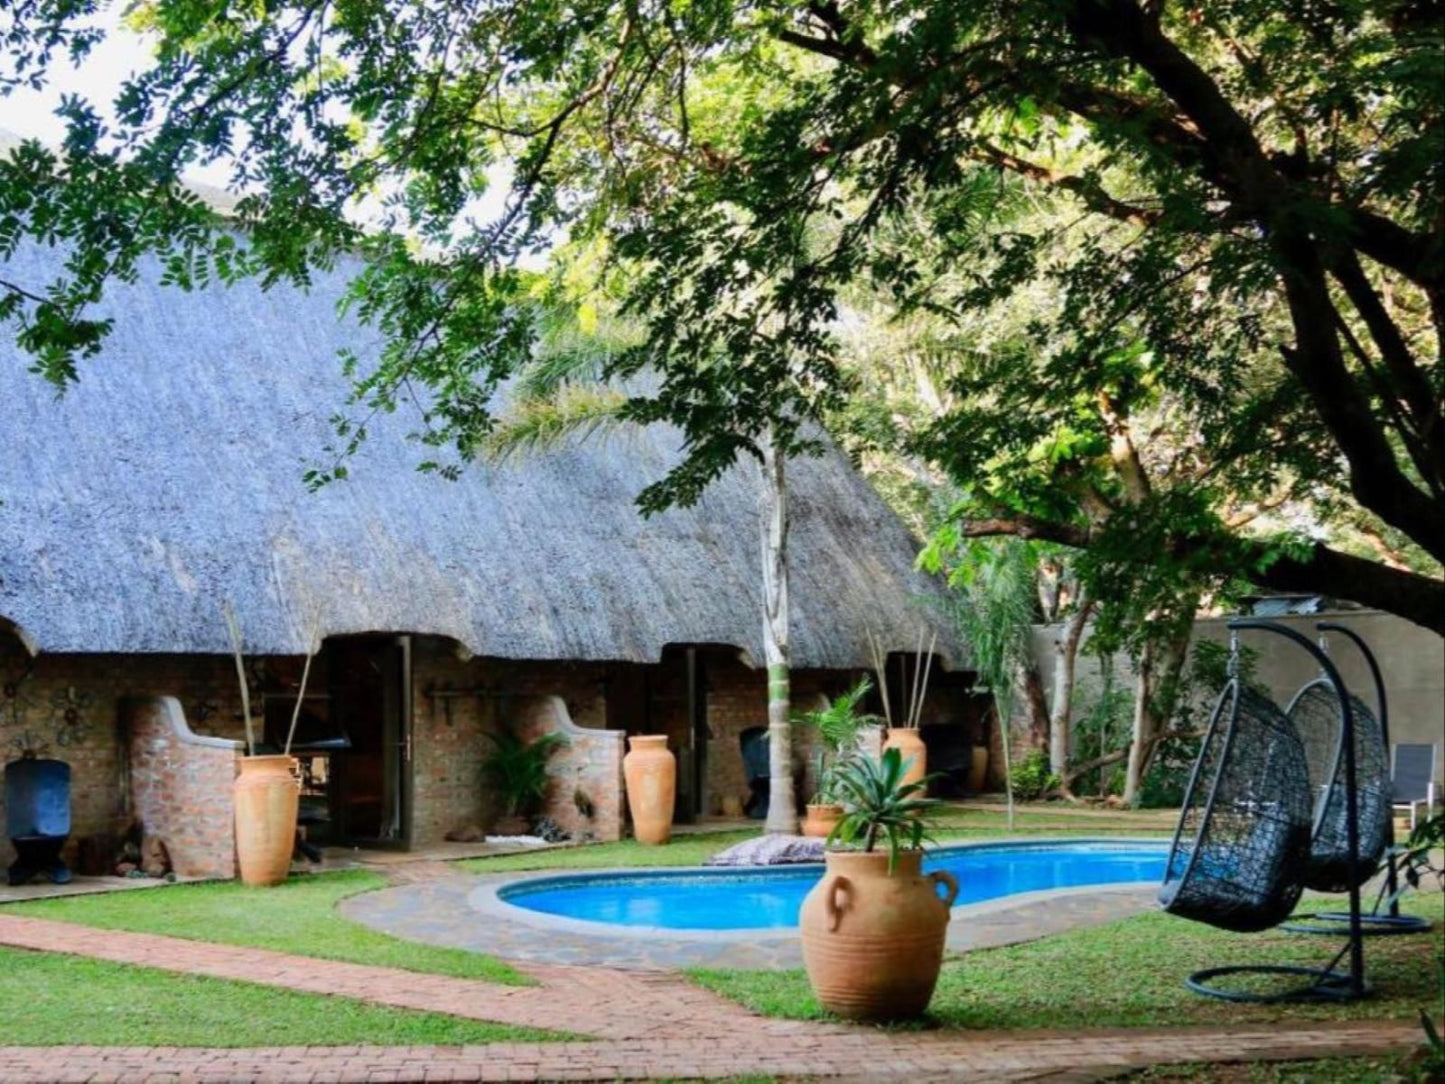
[0, 913, 1424, 1081]
[0, 1023, 1420, 1082]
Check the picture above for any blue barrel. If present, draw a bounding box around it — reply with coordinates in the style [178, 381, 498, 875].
[4, 758, 72, 840]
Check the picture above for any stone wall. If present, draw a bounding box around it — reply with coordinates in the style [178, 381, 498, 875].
[124, 696, 242, 878]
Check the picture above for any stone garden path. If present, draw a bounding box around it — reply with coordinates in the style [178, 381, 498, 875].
[0, 912, 1425, 1081]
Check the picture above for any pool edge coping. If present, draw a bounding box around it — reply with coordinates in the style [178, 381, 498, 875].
[467, 836, 1167, 944]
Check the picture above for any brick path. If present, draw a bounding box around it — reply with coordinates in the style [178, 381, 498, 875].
[0, 913, 798, 1041]
[0, 1022, 1420, 1082]
[0, 914, 1425, 1081]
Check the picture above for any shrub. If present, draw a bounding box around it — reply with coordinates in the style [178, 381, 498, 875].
[1011, 749, 1059, 801]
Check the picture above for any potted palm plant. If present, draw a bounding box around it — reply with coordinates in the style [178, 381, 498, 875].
[482, 729, 568, 835]
[798, 748, 957, 1020]
[795, 678, 879, 838]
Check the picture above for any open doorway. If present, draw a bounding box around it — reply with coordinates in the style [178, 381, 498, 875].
[263, 634, 412, 848]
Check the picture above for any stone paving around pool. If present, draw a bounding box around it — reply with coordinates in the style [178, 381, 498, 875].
[339, 862, 1160, 969]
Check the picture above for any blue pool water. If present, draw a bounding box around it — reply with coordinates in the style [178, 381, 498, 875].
[499, 841, 1167, 930]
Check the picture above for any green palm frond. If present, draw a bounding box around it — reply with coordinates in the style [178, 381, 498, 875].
[795, 678, 883, 802]
[827, 748, 941, 867]
[482, 383, 630, 463]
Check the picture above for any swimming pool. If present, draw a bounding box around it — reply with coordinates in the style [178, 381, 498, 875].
[498, 840, 1167, 931]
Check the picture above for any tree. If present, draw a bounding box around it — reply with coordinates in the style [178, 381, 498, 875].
[2, 1, 1440, 630]
[486, 324, 802, 833]
[924, 537, 1041, 829]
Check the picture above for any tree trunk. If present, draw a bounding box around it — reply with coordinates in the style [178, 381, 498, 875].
[1121, 623, 1192, 804]
[1048, 598, 1095, 777]
[1020, 661, 1050, 752]
[760, 432, 798, 835]
[1122, 641, 1157, 806]
[995, 695, 1016, 830]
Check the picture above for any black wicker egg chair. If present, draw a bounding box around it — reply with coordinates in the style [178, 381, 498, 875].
[1158, 682, 1313, 935]
[1282, 624, 1432, 937]
[1286, 684, 1389, 893]
[1160, 619, 1370, 1002]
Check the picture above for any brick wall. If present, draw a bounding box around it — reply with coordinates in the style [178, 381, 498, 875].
[515, 695, 624, 842]
[408, 640, 616, 846]
[124, 696, 242, 878]
[0, 636, 247, 869]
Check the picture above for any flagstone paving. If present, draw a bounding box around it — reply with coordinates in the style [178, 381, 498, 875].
[339, 864, 1161, 969]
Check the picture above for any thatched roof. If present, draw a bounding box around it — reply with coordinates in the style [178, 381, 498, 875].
[0, 238, 962, 668]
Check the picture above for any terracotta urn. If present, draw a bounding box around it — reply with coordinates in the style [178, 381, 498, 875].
[884, 727, 928, 791]
[800, 849, 959, 1019]
[624, 734, 675, 845]
[969, 746, 989, 794]
[233, 754, 300, 886]
[802, 802, 845, 839]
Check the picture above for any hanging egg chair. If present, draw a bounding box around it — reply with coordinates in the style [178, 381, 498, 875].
[1158, 680, 1313, 933]
[1285, 680, 1389, 892]
[1160, 619, 1370, 1003]
[1282, 623, 1432, 937]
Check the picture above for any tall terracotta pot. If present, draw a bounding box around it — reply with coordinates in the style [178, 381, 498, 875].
[624, 735, 675, 845]
[884, 727, 928, 791]
[800, 850, 958, 1019]
[969, 746, 989, 794]
[802, 802, 844, 839]
[233, 754, 300, 886]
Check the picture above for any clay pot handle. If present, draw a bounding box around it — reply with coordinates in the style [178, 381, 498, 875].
[929, 870, 959, 908]
[826, 875, 852, 932]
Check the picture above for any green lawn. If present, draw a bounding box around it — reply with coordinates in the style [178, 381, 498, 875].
[691, 892, 1445, 1031]
[4, 871, 525, 984]
[1124, 1055, 1427, 1082]
[457, 806, 1173, 874]
[0, 947, 566, 1046]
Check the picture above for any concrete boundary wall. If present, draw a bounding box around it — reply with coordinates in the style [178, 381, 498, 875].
[1027, 610, 1444, 782]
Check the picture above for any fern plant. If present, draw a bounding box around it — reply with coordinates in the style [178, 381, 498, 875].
[827, 748, 940, 868]
[482, 729, 569, 818]
[795, 677, 882, 803]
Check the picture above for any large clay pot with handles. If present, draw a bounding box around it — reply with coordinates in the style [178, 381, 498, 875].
[883, 727, 928, 791]
[623, 734, 675, 845]
[800, 849, 958, 1019]
[233, 754, 300, 886]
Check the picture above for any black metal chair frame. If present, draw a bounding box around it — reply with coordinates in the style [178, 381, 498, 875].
[1281, 622, 1432, 938]
[1169, 619, 1369, 1003]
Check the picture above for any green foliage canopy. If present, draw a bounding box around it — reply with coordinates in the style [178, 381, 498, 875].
[2, 0, 1441, 628]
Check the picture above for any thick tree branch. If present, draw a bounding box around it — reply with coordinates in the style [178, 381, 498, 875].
[973, 143, 1160, 227]
[960, 516, 1445, 634]
[1329, 249, 1445, 481]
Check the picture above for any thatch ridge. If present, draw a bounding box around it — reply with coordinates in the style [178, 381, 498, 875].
[0, 238, 962, 668]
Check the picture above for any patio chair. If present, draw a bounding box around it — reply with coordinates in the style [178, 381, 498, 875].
[1158, 682, 1313, 933]
[1285, 680, 1390, 892]
[1392, 743, 1439, 831]
[1161, 619, 1370, 1003]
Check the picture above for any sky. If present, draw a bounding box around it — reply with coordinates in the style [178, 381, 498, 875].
[3, 6, 235, 188]
[2, 4, 529, 251]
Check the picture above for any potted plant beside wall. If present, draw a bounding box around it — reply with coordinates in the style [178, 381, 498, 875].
[799, 748, 956, 1020]
[796, 678, 879, 839]
[483, 729, 568, 836]
[223, 602, 304, 887]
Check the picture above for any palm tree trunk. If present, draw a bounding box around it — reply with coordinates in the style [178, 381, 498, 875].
[761, 430, 798, 834]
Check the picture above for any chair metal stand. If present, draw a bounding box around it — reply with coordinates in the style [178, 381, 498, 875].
[1179, 620, 1369, 1003]
[1281, 623, 1432, 938]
